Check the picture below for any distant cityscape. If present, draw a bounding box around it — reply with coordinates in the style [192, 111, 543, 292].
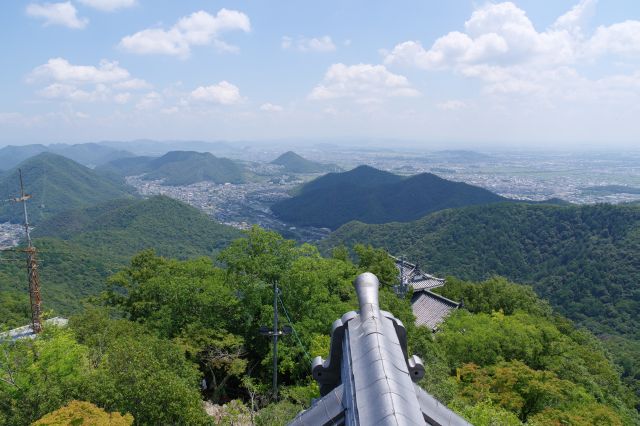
[3, 148, 640, 248]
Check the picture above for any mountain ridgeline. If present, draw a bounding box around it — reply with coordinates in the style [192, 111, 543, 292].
[270, 151, 340, 173]
[271, 165, 507, 229]
[97, 150, 246, 185]
[0, 143, 133, 170]
[0, 153, 134, 224]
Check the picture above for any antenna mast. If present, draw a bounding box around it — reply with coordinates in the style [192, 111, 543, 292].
[14, 169, 42, 334]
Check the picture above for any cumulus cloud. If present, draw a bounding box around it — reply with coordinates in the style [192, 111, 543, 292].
[189, 81, 243, 105]
[281, 35, 336, 52]
[309, 63, 419, 103]
[587, 20, 640, 57]
[28, 58, 150, 104]
[26, 2, 88, 29]
[29, 58, 130, 84]
[119, 9, 250, 57]
[39, 83, 111, 102]
[77, 0, 136, 12]
[260, 103, 283, 112]
[383, 0, 640, 102]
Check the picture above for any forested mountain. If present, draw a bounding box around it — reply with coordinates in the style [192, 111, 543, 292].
[2, 229, 638, 425]
[271, 165, 506, 229]
[270, 151, 339, 173]
[0, 196, 241, 317]
[323, 202, 640, 338]
[323, 202, 640, 403]
[97, 150, 246, 185]
[0, 143, 133, 170]
[0, 153, 134, 224]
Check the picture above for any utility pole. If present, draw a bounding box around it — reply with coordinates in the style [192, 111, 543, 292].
[272, 281, 279, 399]
[259, 282, 291, 400]
[12, 169, 42, 334]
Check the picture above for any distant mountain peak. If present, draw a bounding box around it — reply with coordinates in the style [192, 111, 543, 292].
[271, 151, 339, 173]
[272, 165, 505, 229]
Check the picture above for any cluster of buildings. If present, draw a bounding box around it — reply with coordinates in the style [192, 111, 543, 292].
[0, 222, 23, 249]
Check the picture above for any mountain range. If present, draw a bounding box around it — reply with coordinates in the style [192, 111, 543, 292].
[271, 165, 507, 229]
[0, 143, 133, 170]
[0, 153, 134, 224]
[97, 150, 246, 185]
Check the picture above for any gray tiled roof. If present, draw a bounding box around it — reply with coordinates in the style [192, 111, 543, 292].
[290, 273, 471, 426]
[411, 291, 459, 331]
[393, 256, 445, 291]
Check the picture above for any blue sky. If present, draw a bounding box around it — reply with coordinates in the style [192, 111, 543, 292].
[1, 0, 639, 148]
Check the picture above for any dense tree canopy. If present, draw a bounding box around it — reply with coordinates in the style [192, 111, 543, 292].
[1, 228, 638, 425]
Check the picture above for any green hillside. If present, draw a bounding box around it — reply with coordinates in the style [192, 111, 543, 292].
[271, 165, 506, 229]
[0, 196, 241, 316]
[324, 202, 640, 404]
[323, 202, 640, 338]
[97, 150, 246, 185]
[2, 229, 638, 425]
[270, 151, 340, 173]
[0, 153, 134, 224]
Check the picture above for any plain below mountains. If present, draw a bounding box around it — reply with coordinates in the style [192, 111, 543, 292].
[270, 151, 341, 174]
[271, 165, 507, 229]
[0, 196, 242, 316]
[0, 153, 134, 224]
[97, 150, 246, 185]
[0, 143, 133, 170]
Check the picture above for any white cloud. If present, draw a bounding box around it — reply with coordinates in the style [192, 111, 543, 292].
[26, 2, 88, 29]
[77, 0, 136, 12]
[29, 58, 130, 84]
[260, 103, 283, 112]
[383, 0, 640, 103]
[136, 92, 162, 110]
[281, 35, 336, 52]
[119, 9, 250, 57]
[28, 58, 152, 105]
[309, 63, 419, 103]
[552, 0, 597, 35]
[189, 81, 243, 105]
[587, 21, 640, 57]
[39, 83, 111, 102]
[437, 100, 468, 110]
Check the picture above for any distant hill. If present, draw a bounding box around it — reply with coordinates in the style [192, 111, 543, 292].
[270, 151, 340, 173]
[0, 196, 242, 314]
[322, 202, 640, 338]
[0, 153, 134, 224]
[96, 151, 246, 185]
[271, 165, 506, 229]
[0, 143, 133, 170]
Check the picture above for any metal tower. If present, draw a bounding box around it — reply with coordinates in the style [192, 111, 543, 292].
[12, 169, 42, 334]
